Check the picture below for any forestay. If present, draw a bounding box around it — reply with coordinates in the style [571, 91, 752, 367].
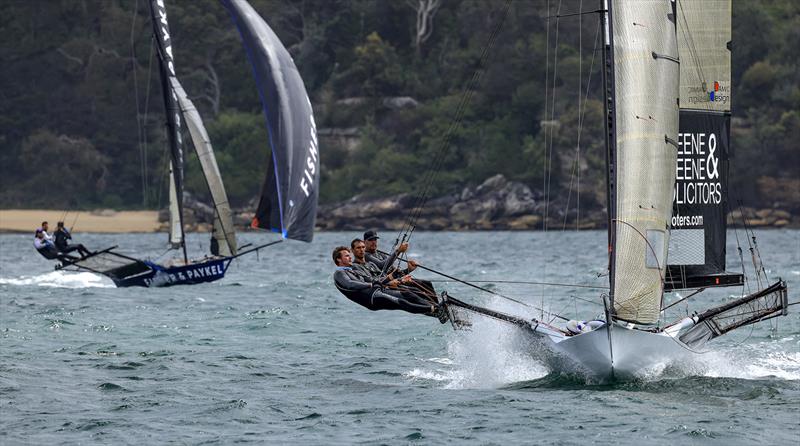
[667, 0, 734, 287]
[222, 0, 319, 242]
[609, 0, 679, 324]
[171, 79, 238, 256]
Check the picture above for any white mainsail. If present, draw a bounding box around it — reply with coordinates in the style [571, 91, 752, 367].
[609, 0, 679, 324]
[171, 78, 238, 256]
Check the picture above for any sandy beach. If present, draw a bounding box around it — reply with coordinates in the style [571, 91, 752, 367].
[0, 209, 161, 233]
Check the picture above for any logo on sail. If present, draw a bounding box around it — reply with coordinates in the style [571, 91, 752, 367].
[675, 131, 722, 209]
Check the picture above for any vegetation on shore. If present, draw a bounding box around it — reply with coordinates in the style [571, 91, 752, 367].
[1, 0, 798, 216]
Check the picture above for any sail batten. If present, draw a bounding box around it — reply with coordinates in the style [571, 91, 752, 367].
[609, 0, 679, 324]
[223, 0, 319, 243]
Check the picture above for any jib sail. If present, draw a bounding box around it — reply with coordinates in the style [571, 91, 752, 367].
[223, 0, 319, 242]
[667, 0, 741, 290]
[171, 79, 238, 256]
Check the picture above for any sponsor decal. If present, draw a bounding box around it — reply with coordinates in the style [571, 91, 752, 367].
[674, 131, 721, 209]
[668, 111, 730, 273]
[143, 262, 224, 286]
[686, 80, 730, 105]
[299, 97, 318, 198]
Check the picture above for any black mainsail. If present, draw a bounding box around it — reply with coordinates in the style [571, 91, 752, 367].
[149, 0, 187, 260]
[666, 0, 741, 290]
[222, 0, 319, 242]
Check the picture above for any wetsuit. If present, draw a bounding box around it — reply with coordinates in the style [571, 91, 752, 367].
[54, 228, 90, 257]
[352, 259, 383, 279]
[333, 267, 433, 315]
[365, 249, 399, 273]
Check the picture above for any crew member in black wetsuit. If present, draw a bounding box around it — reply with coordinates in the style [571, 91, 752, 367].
[54, 221, 91, 258]
[350, 238, 384, 278]
[332, 246, 448, 322]
[363, 230, 415, 273]
[363, 230, 438, 297]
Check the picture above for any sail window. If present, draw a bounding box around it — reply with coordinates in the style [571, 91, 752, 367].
[645, 229, 666, 269]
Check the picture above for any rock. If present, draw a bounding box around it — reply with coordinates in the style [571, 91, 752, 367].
[476, 174, 508, 194]
[508, 215, 542, 229]
[382, 96, 419, 109]
[755, 208, 772, 219]
[774, 219, 790, 227]
[772, 209, 791, 220]
[503, 182, 536, 216]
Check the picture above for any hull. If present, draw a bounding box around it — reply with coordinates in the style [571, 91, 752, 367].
[529, 323, 694, 382]
[113, 257, 232, 288]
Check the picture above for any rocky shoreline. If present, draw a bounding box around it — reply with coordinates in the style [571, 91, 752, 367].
[169, 174, 800, 232]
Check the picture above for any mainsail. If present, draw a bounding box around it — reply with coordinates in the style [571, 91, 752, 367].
[606, 0, 679, 324]
[171, 79, 238, 256]
[222, 0, 319, 242]
[149, 0, 186, 257]
[667, 0, 738, 289]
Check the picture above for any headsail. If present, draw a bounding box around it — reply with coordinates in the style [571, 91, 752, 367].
[666, 0, 739, 290]
[222, 0, 319, 242]
[171, 79, 238, 256]
[149, 0, 187, 257]
[167, 167, 181, 247]
[606, 0, 679, 324]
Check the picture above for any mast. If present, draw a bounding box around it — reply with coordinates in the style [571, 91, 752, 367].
[607, 0, 679, 324]
[149, 0, 187, 263]
[600, 0, 617, 302]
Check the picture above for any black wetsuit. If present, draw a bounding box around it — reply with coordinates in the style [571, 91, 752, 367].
[352, 260, 383, 279]
[54, 228, 90, 257]
[333, 267, 433, 315]
[365, 250, 399, 273]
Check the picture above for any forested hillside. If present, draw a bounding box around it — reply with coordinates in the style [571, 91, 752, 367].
[1, 0, 798, 213]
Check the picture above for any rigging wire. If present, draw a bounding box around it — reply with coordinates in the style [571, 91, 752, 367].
[562, 11, 601, 231]
[386, 253, 569, 321]
[426, 279, 607, 289]
[395, 0, 514, 250]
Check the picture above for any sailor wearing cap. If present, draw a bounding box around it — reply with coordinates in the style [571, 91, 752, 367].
[363, 230, 417, 273]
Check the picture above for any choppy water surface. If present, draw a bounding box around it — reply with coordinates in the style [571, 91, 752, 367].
[1, 230, 799, 444]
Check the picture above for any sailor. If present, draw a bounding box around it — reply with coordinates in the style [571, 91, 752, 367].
[210, 227, 220, 256]
[332, 246, 448, 323]
[40, 221, 53, 242]
[352, 237, 437, 304]
[54, 221, 91, 258]
[363, 230, 418, 274]
[351, 238, 384, 278]
[33, 228, 61, 260]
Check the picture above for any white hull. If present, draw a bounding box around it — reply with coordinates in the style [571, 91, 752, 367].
[527, 323, 695, 381]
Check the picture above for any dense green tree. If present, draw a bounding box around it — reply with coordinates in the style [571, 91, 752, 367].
[0, 0, 797, 212]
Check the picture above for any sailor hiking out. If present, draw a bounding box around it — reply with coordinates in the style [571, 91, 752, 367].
[54, 221, 91, 258]
[332, 245, 448, 323]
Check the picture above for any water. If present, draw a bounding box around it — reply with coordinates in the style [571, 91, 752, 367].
[1, 230, 799, 444]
